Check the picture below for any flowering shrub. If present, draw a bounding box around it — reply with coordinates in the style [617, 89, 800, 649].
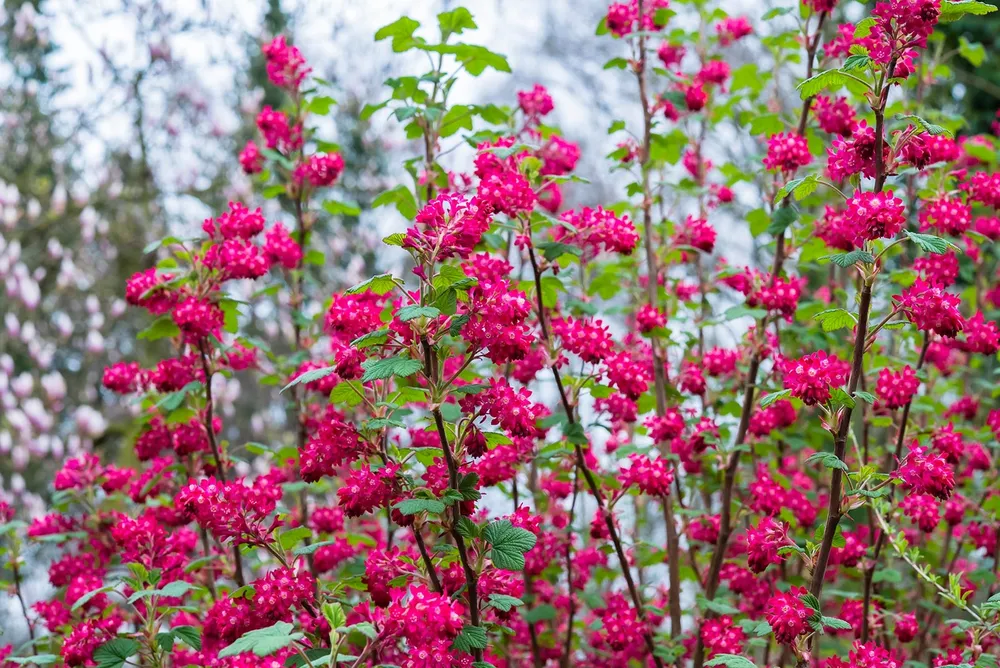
[4, 1, 1000, 667]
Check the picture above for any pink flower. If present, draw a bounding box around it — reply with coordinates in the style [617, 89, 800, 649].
[261, 35, 311, 89]
[404, 193, 494, 262]
[263, 222, 303, 269]
[814, 96, 856, 136]
[746, 516, 791, 573]
[621, 453, 674, 496]
[896, 445, 955, 499]
[171, 297, 225, 342]
[239, 141, 263, 174]
[517, 84, 554, 117]
[781, 350, 850, 405]
[919, 196, 971, 236]
[765, 587, 814, 644]
[763, 132, 812, 174]
[895, 612, 919, 643]
[102, 361, 143, 394]
[293, 153, 345, 188]
[875, 365, 919, 409]
[896, 280, 964, 338]
[716, 16, 753, 45]
[337, 464, 399, 517]
[844, 190, 906, 242]
[555, 206, 639, 256]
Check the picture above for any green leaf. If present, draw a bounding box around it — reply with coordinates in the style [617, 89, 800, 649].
[894, 114, 953, 139]
[724, 305, 768, 321]
[440, 105, 476, 138]
[814, 308, 857, 332]
[806, 452, 848, 472]
[172, 626, 202, 650]
[323, 200, 362, 217]
[455, 517, 480, 539]
[705, 654, 757, 668]
[749, 113, 785, 135]
[959, 38, 986, 67]
[774, 175, 819, 202]
[394, 498, 447, 515]
[536, 241, 583, 261]
[7, 656, 58, 666]
[449, 44, 511, 76]
[905, 230, 957, 255]
[486, 594, 524, 612]
[483, 519, 537, 571]
[281, 366, 337, 394]
[452, 625, 489, 653]
[523, 604, 556, 622]
[829, 387, 856, 410]
[360, 357, 423, 383]
[768, 207, 798, 236]
[824, 250, 876, 267]
[939, 0, 997, 23]
[137, 316, 181, 342]
[372, 185, 418, 219]
[457, 472, 481, 500]
[72, 584, 114, 611]
[156, 632, 175, 652]
[842, 54, 872, 71]
[360, 100, 389, 120]
[308, 96, 337, 116]
[699, 595, 740, 615]
[853, 17, 876, 37]
[94, 639, 139, 668]
[350, 328, 389, 349]
[438, 7, 477, 37]
[797, 70, 850, 99]
[294, 539, 339, 556]
[872, 568, 902, 584]
[374, 16, 422, 51]
[800, 592, 821, 613]
[762, 6, 794, 18]
[821, 616, 853, 630]
[396, 306, 441, 322]
[279, 526, 313, 551]
[330, 380, 365, 408]
[346, 273, 397, 296]
[219, 622, 304, 658]
[155, 381, 203, 412]
[759, 389, 791, 408]
[854, 390, 876, 404]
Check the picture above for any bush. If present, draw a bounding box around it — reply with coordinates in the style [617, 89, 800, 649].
[3, 1, 1000, 667]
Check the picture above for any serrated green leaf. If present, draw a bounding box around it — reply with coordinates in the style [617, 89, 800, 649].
[360, 357, 423, 383]
[219, 622, 303, 659]
[483, 519, 537, 571]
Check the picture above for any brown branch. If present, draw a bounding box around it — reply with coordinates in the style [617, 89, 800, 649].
[635, 0, 681, 637]
[197, 341, 246, 587]
[421, 335, 484, 663]
[526, 241, 664, 668]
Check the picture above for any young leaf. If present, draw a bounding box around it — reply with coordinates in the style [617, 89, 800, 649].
[452, 625, 489, 652]
[483, 519, 537, 571]
[824, 250, 876, 267]
[281, 366, 337, 394]
[94, 639, 140, 668]
[705, 654, 757, 668]
[345, 273, 397, 296]
[360, 357, 423, 383]
[218, 622, 304, 658]
[904, 230, 957, 255]
[393, 498, 447, 515]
